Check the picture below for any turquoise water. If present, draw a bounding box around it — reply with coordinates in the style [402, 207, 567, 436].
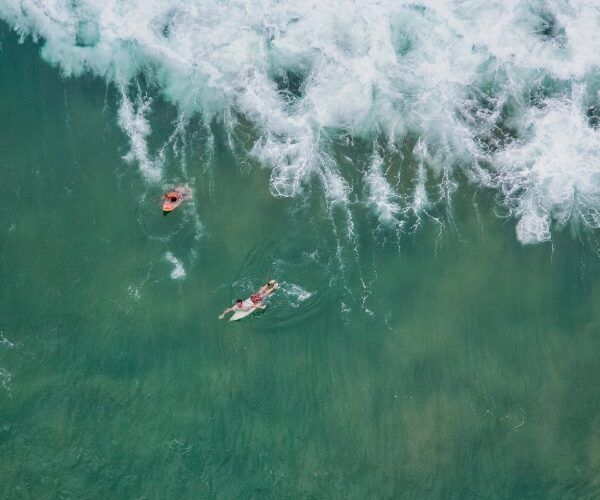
[1, 23, 600, 498]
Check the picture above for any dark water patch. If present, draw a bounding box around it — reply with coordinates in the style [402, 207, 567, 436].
[527, 74, 567, 107]
[586, 105, 599, 129]
[75, 19, 99, 47]
[271, 68, 307, 104]
[405, 3, 427, 15]
[392, 30, 412, 57]
[151, 8, 180, 40]
[532, 7, 567, 48]
[583, 73, 600, 129]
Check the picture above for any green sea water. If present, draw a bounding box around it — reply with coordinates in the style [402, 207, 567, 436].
[1, 24, 600, 499]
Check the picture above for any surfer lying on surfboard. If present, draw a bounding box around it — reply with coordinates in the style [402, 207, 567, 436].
[218, 280, 279, 320]
[219, 297, 265, 320]
[256, 280, 278, 301]
[162, 187, 187, 214]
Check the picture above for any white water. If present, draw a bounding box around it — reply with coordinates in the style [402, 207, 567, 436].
[2, 0, 600, 243]
[365, 152, 403, 228]
[281, 282, 312, 308]
[164, 251, 186, 279]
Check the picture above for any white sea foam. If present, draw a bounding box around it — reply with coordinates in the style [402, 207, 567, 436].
[281, 282, 312, 308]
[118, 93, 163, 182]
[365, 152, 402, 227]
[0, 368, 11, 396]
[164, 251, 186, 279]
[2, 0, 600, 243]
[491, 88, 600, 244]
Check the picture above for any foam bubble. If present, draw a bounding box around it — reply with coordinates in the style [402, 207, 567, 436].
[0, 368, 11, 396]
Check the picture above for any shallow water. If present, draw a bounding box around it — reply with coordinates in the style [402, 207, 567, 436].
[1, 22, 600, 499]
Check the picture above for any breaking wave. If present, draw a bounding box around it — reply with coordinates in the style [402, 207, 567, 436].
[2, 0, 600, 243]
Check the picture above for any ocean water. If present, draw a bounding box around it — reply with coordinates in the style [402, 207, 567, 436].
[0, 1, 600, 498]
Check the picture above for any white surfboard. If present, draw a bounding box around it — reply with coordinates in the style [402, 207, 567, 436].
[229, 307, 257, 322]
[228, 282, 279, 322]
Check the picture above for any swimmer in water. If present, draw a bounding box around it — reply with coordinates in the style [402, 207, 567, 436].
[162, 187, 188, 214]
[256, 280, 278, 301]
[164, 190, 184, 203]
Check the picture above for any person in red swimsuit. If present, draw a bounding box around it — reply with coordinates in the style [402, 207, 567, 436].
[249, 280, 278, 307]
[165, 190, 182, 203]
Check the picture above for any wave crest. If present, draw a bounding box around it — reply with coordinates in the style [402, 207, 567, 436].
[2, 0, 600, 243]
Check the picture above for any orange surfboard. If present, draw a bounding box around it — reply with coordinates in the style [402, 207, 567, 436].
[163, 191, 185, 214]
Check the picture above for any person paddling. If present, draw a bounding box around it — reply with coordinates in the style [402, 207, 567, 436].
[219, 298, 265, 320]
[218, 280, 278, 321]
[165, 191, 181, 203]
[162, 188, 186, 214]
[247, 279, 278, 307]
[257, 280, 278, 301]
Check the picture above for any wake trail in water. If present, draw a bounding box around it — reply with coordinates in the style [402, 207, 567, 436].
[2, 0, 600, 244]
